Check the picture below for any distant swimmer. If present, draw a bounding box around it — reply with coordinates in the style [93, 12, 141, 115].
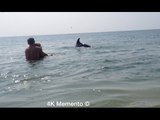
[75, 38, 91, 47]
[25, 37, 48, 60]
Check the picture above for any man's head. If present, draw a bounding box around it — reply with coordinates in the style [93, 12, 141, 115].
[27, 38, 35, 45]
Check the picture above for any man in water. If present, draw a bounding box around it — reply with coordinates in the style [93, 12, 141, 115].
[25, 37, 48, 60]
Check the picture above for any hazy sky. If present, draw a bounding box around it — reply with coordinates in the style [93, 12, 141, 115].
[0, 12, 160, 37]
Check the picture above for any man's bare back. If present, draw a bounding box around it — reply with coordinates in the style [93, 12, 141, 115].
[25, 38, 48, 60]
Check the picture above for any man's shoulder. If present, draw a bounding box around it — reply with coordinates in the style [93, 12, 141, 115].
[25, 47, 29, 51]
[35, 46, 42, 50]
[35, 46, 41, 48]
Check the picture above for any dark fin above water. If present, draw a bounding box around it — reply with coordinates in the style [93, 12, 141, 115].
[83, 44, 91, 47]
[76, 38, 91, 47]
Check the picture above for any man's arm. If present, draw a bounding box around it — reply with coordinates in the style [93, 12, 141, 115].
[39, 48, 48, 58]
[34, 43, 41, 47]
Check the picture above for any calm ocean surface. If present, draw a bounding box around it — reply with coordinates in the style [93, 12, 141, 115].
[1, 29, 160, 107]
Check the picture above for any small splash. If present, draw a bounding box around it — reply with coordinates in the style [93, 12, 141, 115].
[7, 87, 13, 92]
[0, 72, 9, 79]
[4, 76, 8, 79]
[41, 76, 49, 80]
[14, 80, 20, 83]
[92, 89, 101, 92]
[41, 76, 51, 83]
[12, 74, 20, 78]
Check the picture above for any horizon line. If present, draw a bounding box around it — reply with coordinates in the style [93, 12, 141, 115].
[0, 28, 160, 38]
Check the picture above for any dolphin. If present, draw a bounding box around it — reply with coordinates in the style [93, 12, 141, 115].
[75, 38, 91, 47]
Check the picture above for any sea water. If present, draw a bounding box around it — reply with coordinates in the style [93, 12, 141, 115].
[1, 29, 160, 107]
